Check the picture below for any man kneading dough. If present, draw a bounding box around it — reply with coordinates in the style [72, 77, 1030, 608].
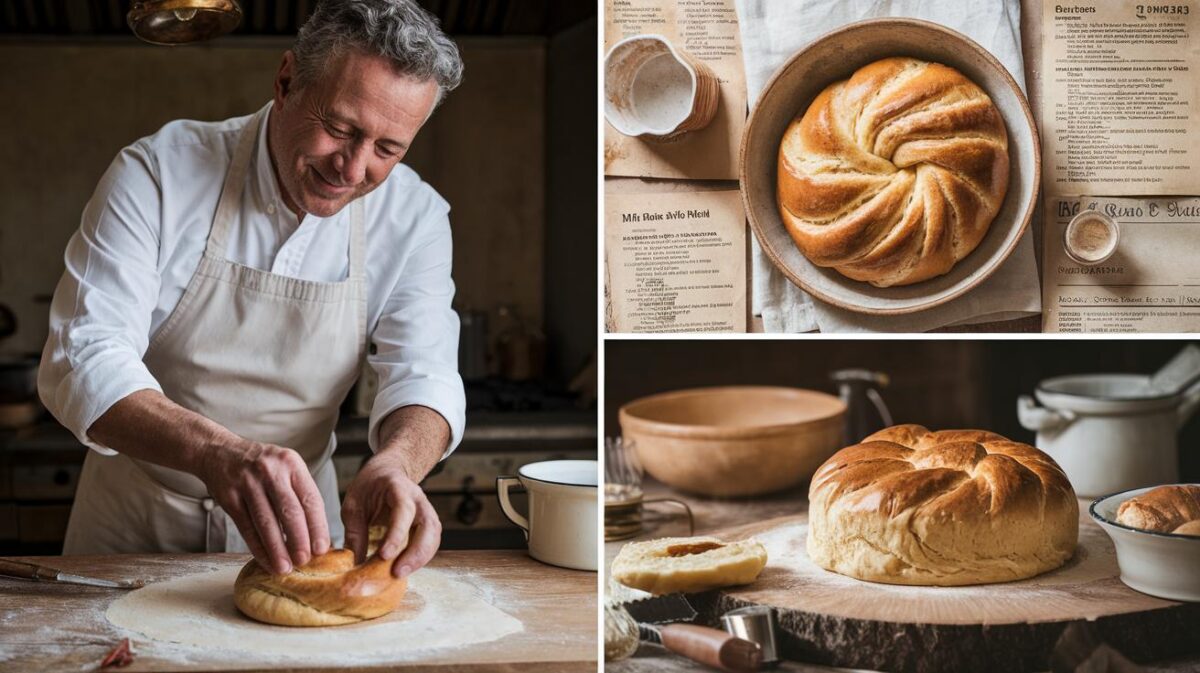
[38, 0, 465, 581]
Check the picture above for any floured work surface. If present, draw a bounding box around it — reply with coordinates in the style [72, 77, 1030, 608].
[603, 0, 746, 180]
[1041, 0, 1200, 195]
[1043, 196, 1200, 332]
[605, 189, 746, 332]
[693, 505, 1200, 672]
[0, 551, 597, 672]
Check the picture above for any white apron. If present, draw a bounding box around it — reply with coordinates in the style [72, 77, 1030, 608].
[64, 106, 366, 555]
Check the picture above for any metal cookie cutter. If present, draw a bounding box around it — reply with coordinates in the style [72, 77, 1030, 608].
[721, 606, 779, 667]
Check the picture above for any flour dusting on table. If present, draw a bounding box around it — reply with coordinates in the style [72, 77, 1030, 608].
[754, 521, 1111, 598]
[105, 566, 523, 664]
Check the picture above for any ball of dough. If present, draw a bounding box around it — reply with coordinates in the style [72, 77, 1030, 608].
[807, 425, 1078, 586]
[234, 527, 407, 627]
[776, 57, 1009, 287]
[611, 536, 767, 595]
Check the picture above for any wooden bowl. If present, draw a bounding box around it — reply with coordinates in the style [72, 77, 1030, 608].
[618, 386, 846, 497]
[740, 18, 1040, 315]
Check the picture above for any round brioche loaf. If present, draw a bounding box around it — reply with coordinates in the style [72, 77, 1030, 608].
[610, 536, 767, 595]
[807, 425, 1077, 585]
[234, 527, 406, 627]
[777, 57, 1009, 287]
[1116, 485, 1200, 536]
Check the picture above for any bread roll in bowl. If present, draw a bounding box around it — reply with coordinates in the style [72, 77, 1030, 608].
[777, 57, 1009, 287]
[234, 528, 406, 627]
[1116, 485, 1200, 536]
[807, 425, 1077, 585]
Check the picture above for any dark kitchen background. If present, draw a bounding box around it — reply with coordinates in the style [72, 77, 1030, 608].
[0, 1, 597, 554]
[605, 339, 1200, 483]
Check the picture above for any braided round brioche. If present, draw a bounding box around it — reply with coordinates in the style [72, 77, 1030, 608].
[1117, 485, 1200, 536]
[234, 527, 406, 626]
[807, 425, 1077, 585]
[777, 57, 1009, 287]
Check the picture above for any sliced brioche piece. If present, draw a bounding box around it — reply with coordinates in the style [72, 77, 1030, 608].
[610, 536, 767, 595]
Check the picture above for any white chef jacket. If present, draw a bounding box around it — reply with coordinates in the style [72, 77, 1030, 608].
[38, 102, 465, 457]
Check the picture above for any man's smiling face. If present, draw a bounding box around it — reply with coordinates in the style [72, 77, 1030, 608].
[268, 48, 439, 219]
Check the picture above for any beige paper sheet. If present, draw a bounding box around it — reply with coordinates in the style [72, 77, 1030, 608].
[1042, 196, 1200, 332]
[1041, 0, 1200, 194]
[605, 190, 746, 332]
[603, 0, 746, 180]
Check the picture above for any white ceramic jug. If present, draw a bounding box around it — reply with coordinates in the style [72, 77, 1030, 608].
[497, 460, 598, 571]
[1017, 374, 1200, 497]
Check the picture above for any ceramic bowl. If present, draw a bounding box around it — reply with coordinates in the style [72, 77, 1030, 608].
[618, 386, 846, 497]
[740, 18, 1040, 314]
[604, 34, 720, 141]
[1090, 485, 1200, 602]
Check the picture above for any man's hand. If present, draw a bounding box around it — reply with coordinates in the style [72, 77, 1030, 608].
[198, 440, 331, 575]
[88, 390, 331, 576]
[342, 405, 450, 579]
[341, 450, 442, 579]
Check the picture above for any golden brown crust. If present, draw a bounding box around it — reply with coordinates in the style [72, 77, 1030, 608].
[1116, 485, 1200, 536]
[234, 530, 408, 627]
[777, 57, 1009, 287]
[807, 424, 1078, 586]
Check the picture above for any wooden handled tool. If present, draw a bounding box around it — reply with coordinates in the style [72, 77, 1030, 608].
[656, 623, 763, 673]
[622, 594, 764, 672]
[0, 558, 144, 589]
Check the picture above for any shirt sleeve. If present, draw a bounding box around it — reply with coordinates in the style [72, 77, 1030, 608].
[366, 202, 466, 459]
[37, 142, 165, 455]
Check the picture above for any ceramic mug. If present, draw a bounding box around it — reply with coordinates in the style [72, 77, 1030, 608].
[497, 460, 598, 571]
[603, 34, 719, 141]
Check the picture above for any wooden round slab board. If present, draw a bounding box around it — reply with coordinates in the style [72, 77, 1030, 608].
[689, 505, 1200, 672]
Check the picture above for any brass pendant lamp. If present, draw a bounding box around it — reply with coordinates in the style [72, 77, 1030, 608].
[128, 0, 243, 45]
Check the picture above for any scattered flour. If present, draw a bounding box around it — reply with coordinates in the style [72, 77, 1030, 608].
[755, 521, 1110, 597]
[104, 566, 523, 665]
[753, 520, 1108, 592]
[630, 52, 692, 132]
[743, 520, 1125, 624]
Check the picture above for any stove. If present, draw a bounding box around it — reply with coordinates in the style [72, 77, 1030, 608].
[1, 409, 596, 555]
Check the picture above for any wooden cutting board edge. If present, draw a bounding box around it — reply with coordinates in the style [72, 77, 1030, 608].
[689, 511, 1200, 672]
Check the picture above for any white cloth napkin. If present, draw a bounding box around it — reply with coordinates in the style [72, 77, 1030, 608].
[735, 0, 1042, 332]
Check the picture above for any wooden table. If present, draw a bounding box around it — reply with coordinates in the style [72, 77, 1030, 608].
[0, 550, 597, 672]
[604, 479, 1200, 672]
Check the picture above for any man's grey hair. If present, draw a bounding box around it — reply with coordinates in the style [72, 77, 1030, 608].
[293, 0, 464, 106]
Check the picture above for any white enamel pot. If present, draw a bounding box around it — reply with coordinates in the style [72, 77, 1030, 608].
[1017, 374, 1200, 497]
[496, 460, 598, 571]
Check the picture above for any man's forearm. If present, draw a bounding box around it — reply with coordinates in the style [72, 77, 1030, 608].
[88, 389, 241, 477]
[375, 405, 450, 481]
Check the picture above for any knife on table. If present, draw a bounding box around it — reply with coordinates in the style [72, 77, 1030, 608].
[0, 558, 144, 589]
[623, 593, 763, 672]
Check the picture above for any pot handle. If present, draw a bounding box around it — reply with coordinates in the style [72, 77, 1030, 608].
[496, 476, 529, 539]
[1179, 381, 1200, 430]
[1017, 395, 1076, 433]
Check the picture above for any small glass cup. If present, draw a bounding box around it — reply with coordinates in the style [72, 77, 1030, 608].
[1064, 210, 1120, 265]
[604, 437, 692, 541]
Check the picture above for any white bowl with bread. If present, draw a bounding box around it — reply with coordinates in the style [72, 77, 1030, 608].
[1090, 484, 1200, 602]
[741, 18, 1039, 314]
[618, 386, 845, 497]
